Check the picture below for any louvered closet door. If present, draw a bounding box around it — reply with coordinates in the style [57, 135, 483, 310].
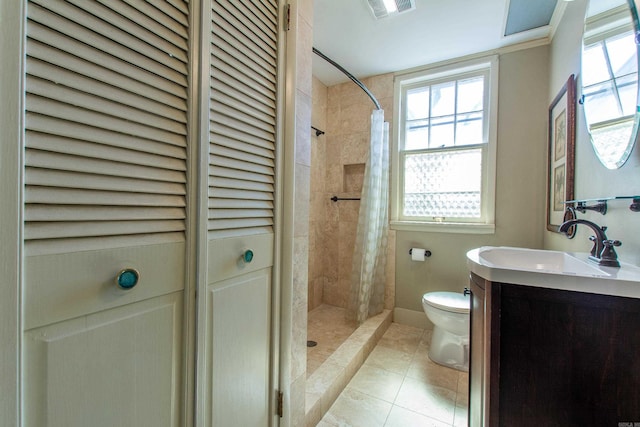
[22, 1, 190, 426]
[203, 0, 281, 426]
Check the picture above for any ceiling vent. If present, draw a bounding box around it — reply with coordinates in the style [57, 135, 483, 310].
[367, 0, 416, 19]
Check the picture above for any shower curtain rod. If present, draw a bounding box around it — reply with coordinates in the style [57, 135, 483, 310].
[312, 47, 382, 110]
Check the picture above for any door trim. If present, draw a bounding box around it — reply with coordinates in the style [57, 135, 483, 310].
[182, 0, 205, 425]
[193, 0, 213, 425]
[270, 1, 289, 424]
[0, 1, 25, 425]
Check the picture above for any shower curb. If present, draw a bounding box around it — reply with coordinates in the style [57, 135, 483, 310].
[304, 309, 392, 426]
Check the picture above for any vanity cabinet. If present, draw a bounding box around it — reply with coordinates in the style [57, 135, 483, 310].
[468, 272, 640, 427]
[469, 273, 491, 426]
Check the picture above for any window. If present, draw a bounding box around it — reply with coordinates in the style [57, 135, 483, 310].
[391, 57, 498, 233]
[583, 29, 637, 123]
[582, 15, 637, 165]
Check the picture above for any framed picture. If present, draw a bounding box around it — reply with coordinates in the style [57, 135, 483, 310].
[547, 74, 576, 231]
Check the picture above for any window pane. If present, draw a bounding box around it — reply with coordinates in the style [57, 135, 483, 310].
[431, 81, 456, 117]
[617, 73, 638, 116]
[405, 119, 429, 150]
[583, 81, 621, 123]
[582, 43, 611, 86]
[403, 148, 482, 218]
[457, 76, 484, 113]
[456, 112, 484, 145]
[430, 115, 455, 148]
[607, 31, 637, 78]
[407, 87, 429, 120]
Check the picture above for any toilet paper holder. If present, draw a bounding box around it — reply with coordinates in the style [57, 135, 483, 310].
[409, 248, 432, 257]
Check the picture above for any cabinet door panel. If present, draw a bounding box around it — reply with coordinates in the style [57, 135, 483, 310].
[24, 242, 184, 330]
[498, 284, 640, 426]
[207, 267, 271, 426]
[24, 292, 183, 427]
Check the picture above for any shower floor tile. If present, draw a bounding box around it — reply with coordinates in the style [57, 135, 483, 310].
[307, 304, 357, 377]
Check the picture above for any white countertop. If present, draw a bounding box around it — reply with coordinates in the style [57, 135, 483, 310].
[467, 246, 640, 299]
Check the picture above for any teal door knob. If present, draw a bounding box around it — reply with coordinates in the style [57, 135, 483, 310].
[242, 249, 254, 263]
[116, 268, 140, 290]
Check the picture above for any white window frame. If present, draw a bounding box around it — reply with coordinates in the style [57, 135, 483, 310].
[390, 55, 499, 234]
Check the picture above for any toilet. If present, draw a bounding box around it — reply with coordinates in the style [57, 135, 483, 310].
[422, 291, 470, 372]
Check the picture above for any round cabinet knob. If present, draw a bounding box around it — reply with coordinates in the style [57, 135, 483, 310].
[242, 249, 254, 264]
[116, 268, 140, 290]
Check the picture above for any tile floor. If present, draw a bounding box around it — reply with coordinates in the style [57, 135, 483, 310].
[316, 322, 469, 427]
[307, 304, 358, 377]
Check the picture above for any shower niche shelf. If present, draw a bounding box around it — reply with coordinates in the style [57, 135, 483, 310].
[343, 163, 365, 193]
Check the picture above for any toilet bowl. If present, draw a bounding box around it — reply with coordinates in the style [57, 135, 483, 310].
[422, 291, 470, 371]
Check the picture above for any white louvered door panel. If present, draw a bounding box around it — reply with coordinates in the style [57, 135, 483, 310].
[22, 1, 190, 426]
[208, 0, 278, 240]
[203, 1, 281, 426]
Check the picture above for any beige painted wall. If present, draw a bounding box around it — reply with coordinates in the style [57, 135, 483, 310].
[395, 45, 550, 312]
[544, 1, 640, 265]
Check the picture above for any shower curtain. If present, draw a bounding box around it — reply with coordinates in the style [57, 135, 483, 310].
[347, 109, 390, 324]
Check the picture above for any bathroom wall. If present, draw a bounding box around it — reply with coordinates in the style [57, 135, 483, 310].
[544, 1, 640, 264]
[309, 73, 397, 312]
[394, 45, 550, 318]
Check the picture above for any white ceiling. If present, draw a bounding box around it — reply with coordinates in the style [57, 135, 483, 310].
[312, 0, 569, 86]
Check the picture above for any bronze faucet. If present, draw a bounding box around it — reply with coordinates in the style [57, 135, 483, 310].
[558, 219, 621, 267]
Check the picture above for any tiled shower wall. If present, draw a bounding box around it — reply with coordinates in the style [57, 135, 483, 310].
[309, 77, 327, 310]
[309, 73, 397, 312]
[286, 1, 313, 425]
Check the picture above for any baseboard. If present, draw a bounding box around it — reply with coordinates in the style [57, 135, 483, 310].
[393, 307, 432, 329]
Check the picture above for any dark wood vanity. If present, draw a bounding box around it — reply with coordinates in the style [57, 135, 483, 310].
[468, 272, 640, 426]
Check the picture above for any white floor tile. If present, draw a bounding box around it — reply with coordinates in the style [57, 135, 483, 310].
[316, 321, 468, 427]
[347, 364, 404, 403]
[323, 388, 392, 427]
[384, 405, 453, 427]
[364, 345, 414, 376]
[394, 377, 457, 424]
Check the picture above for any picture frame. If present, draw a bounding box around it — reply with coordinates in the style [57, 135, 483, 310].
[547, 74, 576, 232]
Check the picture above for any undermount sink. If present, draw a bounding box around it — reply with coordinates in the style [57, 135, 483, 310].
[467, 246, 640, 299]
[477, 246, 609, 277]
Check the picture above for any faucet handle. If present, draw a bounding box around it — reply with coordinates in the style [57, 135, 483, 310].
[588, 235, 598, 257]
[600, 239, 622, 267]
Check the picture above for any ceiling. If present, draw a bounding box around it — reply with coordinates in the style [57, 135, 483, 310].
[312, 0, 569, 86]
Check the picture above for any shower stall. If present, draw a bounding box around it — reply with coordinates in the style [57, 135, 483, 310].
[304, 49, 397, 424]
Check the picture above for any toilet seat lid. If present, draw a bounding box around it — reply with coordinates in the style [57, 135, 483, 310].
[423, 292, 470, 314]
